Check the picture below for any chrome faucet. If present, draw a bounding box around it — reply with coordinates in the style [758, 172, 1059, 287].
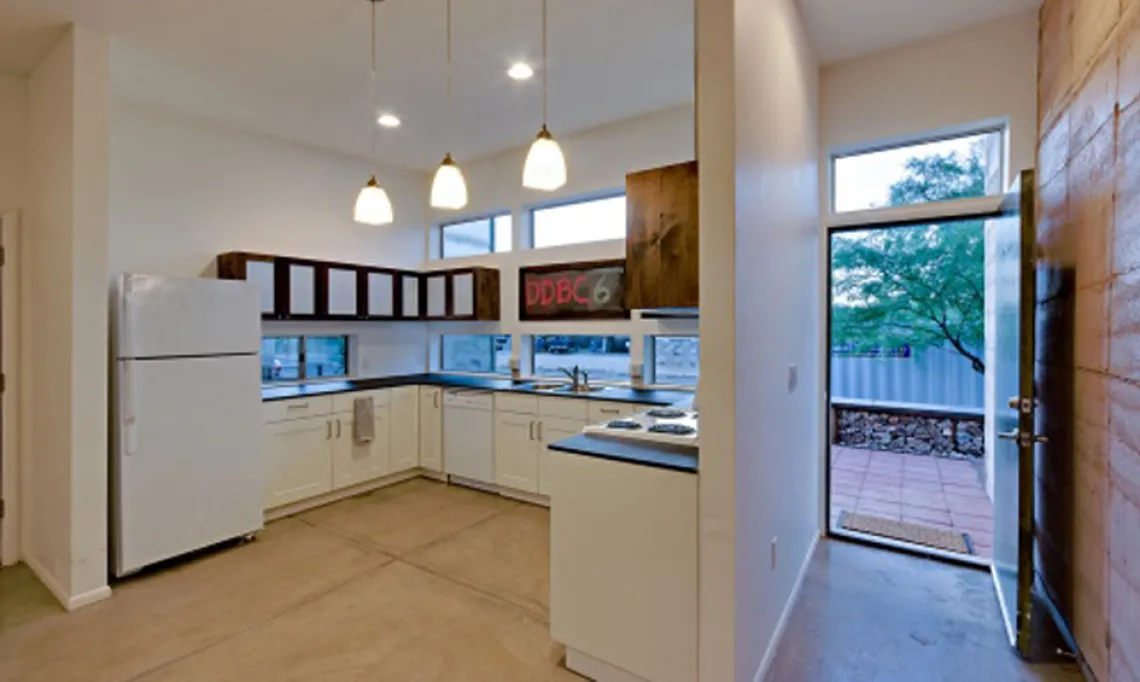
[559, 365, 584, 391]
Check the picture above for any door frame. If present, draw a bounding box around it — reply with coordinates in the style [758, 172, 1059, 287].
[1, 211, 21, 567]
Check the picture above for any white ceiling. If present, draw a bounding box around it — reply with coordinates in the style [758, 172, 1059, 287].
[799, 0, 1041, 65]
[0, 0, 1039, 170]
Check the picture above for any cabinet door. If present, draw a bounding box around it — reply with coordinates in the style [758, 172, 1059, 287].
[264, 416, 332, 509]
[452, 272, 475, 318]
[331, 409, 391, 489]
[246, 259, 277, 316]
[288, 263, 317, 316]
[367, 271, 395, 318]
[419, 388, 443, 471]
[425, 274, 448, 318]
[389, 388, 420, 472]
[539, 416, 587, 496]
[495, 411, 539, 493]
[327, 266, 359, 317]
[625, 161, 699, 309]
[401, 275, 421, 318]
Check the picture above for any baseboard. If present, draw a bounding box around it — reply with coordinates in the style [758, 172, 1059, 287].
[498, 487, 550, 508]
[753, 532, 820, 682]
[264, 469, 420, 521]
[23, 554, 112, 612]
[565, 648, 649, 682]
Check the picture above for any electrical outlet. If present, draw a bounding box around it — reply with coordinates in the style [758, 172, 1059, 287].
[771, 537, 778, 570]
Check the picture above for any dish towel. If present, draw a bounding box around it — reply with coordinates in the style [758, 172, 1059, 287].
[353, 397, 375, 444]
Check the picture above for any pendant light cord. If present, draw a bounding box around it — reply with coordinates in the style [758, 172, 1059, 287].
[541, 0, 548, 127]
[370, 0, 378, 175]
[446, 0, 453, 150]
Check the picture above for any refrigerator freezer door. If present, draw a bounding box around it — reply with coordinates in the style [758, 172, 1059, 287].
[117, 274, 261, 359]
[112, 354, 264, 577]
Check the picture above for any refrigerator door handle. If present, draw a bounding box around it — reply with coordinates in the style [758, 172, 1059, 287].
[122, 363, 140, 455]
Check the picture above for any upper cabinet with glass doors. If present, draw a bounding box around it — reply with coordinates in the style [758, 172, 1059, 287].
[216, 252, 498, 322]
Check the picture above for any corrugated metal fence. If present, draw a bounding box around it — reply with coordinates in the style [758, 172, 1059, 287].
[830, 344, 984, 409]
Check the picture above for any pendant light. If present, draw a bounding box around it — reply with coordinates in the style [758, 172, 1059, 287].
[355, 0, 395, 226]
[522, 0, 566, 191]
[430, 0, 469, 209]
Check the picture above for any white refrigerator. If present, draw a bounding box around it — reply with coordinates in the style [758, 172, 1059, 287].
[111, 273, 264, 577]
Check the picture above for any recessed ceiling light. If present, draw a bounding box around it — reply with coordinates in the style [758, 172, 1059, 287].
[507, 62, 534, 81]
[377, 113, 401, 128]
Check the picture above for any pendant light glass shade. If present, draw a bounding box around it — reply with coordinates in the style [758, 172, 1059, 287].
[354, 176, 394, 225]
[523, 125, 566, 191]
[431, 154, 469, 209]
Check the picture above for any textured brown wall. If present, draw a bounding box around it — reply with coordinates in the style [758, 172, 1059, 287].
[1037, 1, 1140, 680]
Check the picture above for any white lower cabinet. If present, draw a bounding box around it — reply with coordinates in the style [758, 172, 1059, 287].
[264, 415, 333, 509]
[389, 387, 420, 472]
[537, 416, 586, 497]
[495, 411, 540, 493]
[331, 409, 391, 489]
[419, 387, 443, 471]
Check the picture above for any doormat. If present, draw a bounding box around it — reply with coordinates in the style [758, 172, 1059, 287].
[838, 512, 974, 555]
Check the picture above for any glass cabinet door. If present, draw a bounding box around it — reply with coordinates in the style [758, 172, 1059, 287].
[367, 272, 395, 317]
[401, 275, 421, 318]
[246, 259, 277, 315]
[289, 263, 316, 316]
[426, 275, 448, 318]
[452, 273, 474, 318]
[327, 267, 358, 317]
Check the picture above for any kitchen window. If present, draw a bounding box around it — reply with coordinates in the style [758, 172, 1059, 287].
[532, 335, 631, 382]
[831, 126, 1004, 214]
[261, 335, 348, 383]
[650, 335, 699, 386]
[441, 214, 513, 258]
[531, 195, 626, 249]
[441, 334, 512, 374]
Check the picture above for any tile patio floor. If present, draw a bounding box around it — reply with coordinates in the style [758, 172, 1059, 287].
[829, 446, 995, 559]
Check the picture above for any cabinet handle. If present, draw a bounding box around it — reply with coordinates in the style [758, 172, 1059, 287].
[537, 421, 544, 442]
[336, 418, 342, 438]
[528, 421, 535, 441]
[435, 392, 441, 408]
[326, 420, 332, 440]
[287, 402, 310, 410]
[600, 407, 620, 414]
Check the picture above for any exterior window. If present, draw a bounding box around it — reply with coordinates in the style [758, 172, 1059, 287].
[531, 195, 626, 249]
[651, 336, 699, 386]
[441, 214, 513, 258]
[532, 335, 631, 382]
[441, 334, 511, 374]
[261, 335, 348, 383]
[832, 127, 1003, 213]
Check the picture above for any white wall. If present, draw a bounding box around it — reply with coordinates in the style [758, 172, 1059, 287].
[24, 25, 112, 608]
[0, 76, 27, 215]
[420, 105, 698, 377]
[819, 9, 1039, 206]
[698, 0, 822, 680]
[109, 97, 433, 377]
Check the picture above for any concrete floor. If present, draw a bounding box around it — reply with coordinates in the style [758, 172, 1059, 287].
[1, 479, 1087, 682]
[764, 539, 1085, 682]
[0, 478, 577, 681]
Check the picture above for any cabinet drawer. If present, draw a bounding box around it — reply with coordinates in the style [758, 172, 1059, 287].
[588, 401, 641, 423]
[263, 396, 333, 423]
[539, 397, 589, 420]
[496, 392, 539, 415]
[332, 389, 391, 413]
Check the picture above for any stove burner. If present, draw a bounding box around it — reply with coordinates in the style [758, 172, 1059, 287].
[606, 420, 643, 430]
[646, 408, 687, 419]
[648, 423, 697, 436]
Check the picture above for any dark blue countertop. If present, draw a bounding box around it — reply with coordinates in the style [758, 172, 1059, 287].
[262, 373, 694, 407]
[547, 434, 698, 473]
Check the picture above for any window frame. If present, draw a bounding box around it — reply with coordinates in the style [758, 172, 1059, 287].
[439, 212, 512, 259]
[528, 191, 627, 250]
[261, 334, 350, 384]
[438, 333, 512, 376]
[647, 334, 700, 388]
[529, 334, 632, 384]
[828, 120, 1008, 218]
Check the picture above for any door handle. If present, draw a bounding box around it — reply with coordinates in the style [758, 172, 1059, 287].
[999, 429, 1049, 445]
[998, 430, 1019, 441]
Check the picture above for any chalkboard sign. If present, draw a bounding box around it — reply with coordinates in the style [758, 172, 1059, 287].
[519, 259, 629, 320]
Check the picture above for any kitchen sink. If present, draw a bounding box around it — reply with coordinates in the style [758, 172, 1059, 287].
[519, 382, 569, 392]
[554, 385, 607, 394]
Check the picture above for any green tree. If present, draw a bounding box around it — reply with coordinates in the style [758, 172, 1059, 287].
[831, 148, 986, 373]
